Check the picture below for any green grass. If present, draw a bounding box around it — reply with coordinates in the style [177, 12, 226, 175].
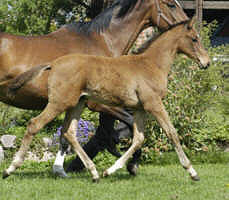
[1, 158, 229, 200]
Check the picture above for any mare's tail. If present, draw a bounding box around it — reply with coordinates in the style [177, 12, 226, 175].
[7, 64, 51, 96]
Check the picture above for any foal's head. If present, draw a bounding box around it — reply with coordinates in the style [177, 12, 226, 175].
[177, 17, 210, 69]
[149, 0, 189, 29]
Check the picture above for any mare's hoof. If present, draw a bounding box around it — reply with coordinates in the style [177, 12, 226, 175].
[2, 171, 10, 179]
[66, 162, 84, 173]
[127, 162, 138, 176]
[53, 165, 68, 178]
[191, 175, 200, 181]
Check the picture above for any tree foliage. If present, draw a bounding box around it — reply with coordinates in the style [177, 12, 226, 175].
[0, 0, 113, 35]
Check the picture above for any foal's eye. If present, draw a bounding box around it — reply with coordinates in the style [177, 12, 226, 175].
[192, 38, 198, 42]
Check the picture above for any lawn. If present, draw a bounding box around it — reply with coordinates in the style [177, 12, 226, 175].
[0, 158, 229, 200]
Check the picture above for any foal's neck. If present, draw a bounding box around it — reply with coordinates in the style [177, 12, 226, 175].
[102, 0, 152, 57]
[142, 27, 181, 74]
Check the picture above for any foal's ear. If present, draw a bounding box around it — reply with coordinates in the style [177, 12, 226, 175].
[187, 16, 197, 29]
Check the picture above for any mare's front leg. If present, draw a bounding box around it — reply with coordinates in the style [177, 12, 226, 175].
[115, 121, 142, 175]
[63, 100, 99, 182]
[103, 111, 145, 176]
[144, 96, 199, 181]
[88, 102, 142, 175]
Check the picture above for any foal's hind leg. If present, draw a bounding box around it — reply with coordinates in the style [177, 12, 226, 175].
[103, 111, 145, 176]
[62, 100, 99, 181]
[3, 103, 62, 178]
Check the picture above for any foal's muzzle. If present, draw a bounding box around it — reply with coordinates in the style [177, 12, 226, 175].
[200, 62, 210, 70]
[198, 55, 211, 70]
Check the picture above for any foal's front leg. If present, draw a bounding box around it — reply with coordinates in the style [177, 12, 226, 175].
[145, 96, 199, 181]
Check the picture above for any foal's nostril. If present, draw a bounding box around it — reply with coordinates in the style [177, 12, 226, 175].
[202, 62, 210, 70]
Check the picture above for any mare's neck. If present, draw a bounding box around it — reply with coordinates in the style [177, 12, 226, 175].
[142, 27, 181, 74]
[101, 0, 152, 57]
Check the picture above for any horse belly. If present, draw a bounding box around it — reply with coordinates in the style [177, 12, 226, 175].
[85, 86, 139, 109]
[118, 88, 139, 107]
[0, 88, 47, 110]
[0, 71, 49, 110]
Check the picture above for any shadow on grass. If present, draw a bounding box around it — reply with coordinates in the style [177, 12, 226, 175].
[143, 151, 229, 166]
[0, 168, 137, 183]
[103, 173, 136, 182]
[0, 170, 53, 180]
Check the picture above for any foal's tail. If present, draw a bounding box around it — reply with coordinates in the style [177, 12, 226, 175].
[7, 64, 51, 96]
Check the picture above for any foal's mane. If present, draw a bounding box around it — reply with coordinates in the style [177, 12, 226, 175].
[65, 0, 140, 35]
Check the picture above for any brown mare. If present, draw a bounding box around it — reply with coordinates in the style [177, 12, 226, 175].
[3, 17, 210, 181]
[0, 0, 188, 177]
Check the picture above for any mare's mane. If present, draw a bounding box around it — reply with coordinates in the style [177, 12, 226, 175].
[65, 0, 140, 35]
[133, 20, 190, 54]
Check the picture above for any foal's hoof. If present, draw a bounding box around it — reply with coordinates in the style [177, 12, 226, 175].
[2, 171, 10, 179]
[103, 170, 109, 177]
[127, 162, 138, 176]
[191, 175, 200, 181]
[92, 177, 100, 183]
[53, 165, 68, 178]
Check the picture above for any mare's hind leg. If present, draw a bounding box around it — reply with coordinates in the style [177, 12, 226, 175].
[52, 114, 78, 178]
[52, 135, 71, 177]
[3, 103, 62, 178]
[103, 111, 145, 176]
[62, 100, 99, 181]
